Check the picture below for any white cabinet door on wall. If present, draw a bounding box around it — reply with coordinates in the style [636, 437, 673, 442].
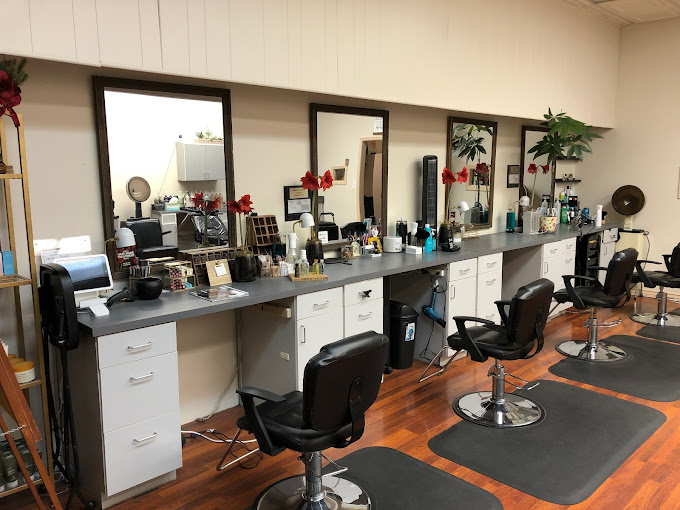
[187, 0, 207, 76]
[0, 0, 32, 55]
[159, 0, 191, 74]
[139, 0, 163, 69]
[73, 0, 100, 64]
[29, 0, 76, 61]
[446, 276, 477, 338]
[96, 0, 143, 68]
[296, 311, 343, 390]
[205, 144, 226, 180]
[230, 0, 265, 84]
[205, 0, 231, 79]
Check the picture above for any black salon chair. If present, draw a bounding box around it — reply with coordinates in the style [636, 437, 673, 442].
[224, 332, 388, 510]
[631, 242, 680, 327]
[126, 218, 178, 260]
[448, 279, 554, 428]
[553, 248, 638, 361]
[191, 213, 229, 246]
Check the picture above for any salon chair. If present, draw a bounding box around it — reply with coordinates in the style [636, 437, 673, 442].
[191, 213, 229, 246]
[223, 331, 388, 510]
[126, 218, 178, 260]
[449, 278, 554, 428]
[631, 242, 680, 327]
[553, 248, 638, 361]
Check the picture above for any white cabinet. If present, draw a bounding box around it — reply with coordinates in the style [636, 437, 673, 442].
[296, 310, 344, 390]
[159, 0, 191, 74]
[476, 269, 503, 323]
[176, 142, 226, 181]
[0, 0, 32, 56]
[343, 277, 384, 338]
[446, 259, 478, 337]
[599, 236, 616, 285]
[29, 0, 77, 61]
[540, 239, 577, 315]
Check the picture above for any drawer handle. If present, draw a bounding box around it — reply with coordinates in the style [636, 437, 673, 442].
[459, 268, 470, 274]
[127, 342, 153, 351]
[544, 262, 549, 274]
[129, 372, 154, 382]
[485, 313, 494, 319]
[300, 324, 306, 344]
[565, 258, 573, 264]
[450, 284, 456, 299]
[133, 432, 158, 444]
[359, 289, 372, 298]
[550, 248, 558, 254]
[358, 312, 373, 319]
[486, 279, 496, 286]
[486, 261, 497, 268]
[313, 301, 330, 308]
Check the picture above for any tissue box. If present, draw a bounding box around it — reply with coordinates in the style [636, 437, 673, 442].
[1, 251, 14, 275]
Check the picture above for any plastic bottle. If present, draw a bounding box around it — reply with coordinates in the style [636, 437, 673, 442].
[294, 262, 300, 278]
[424, 224, 432, 253]
[320, 259, 325, 275]
[312, 259, 320, 275]
[300, 249, 309, 277]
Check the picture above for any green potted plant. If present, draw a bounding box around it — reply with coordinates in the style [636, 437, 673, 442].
[451, 124, 492, 223]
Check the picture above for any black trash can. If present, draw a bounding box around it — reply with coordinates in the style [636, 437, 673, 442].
[389, 301, 419, 369]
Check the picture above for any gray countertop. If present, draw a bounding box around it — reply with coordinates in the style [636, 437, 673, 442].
[78, 223, 613, 337]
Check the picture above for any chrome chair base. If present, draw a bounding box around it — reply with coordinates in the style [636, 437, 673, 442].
[453, 391, 543, 428]
[556, 340, 627, 361]
[254, 475, 371, 510]
[631, 313, 680, 327]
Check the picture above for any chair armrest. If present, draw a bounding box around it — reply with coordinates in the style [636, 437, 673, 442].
[635, 260, 661, 288]
[236, 386, 286, 457]
[663, 255, 672, 273]
[586, 266, 608, 273]
[561, 275, 599, 310]
[638, 260, 662, 265]
[452, 316, 495, 363]
[237, 386, 285, 403]
[494, 300, 511, 325]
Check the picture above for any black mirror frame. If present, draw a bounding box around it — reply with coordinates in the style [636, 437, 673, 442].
[92, 76, 236, 275]
[446, 116, 498, 231]
[310, 103, 389, 243]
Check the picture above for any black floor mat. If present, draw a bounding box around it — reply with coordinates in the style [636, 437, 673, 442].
[549, 335, 680, 401]
[428, 379, 665, 505]
[635, 308, 680, 342]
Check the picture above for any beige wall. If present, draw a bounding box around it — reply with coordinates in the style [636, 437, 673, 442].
[579, 17, 680, 263]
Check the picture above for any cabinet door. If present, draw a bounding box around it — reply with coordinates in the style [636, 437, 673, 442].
[159, 0, 191, 73]
[73, 0, 100, 64]
[446, 276, 477, 337]
[599, 241, 615, 285]
[29, 0, 76, 61]
[296, 311, 343, 390]
[542, 256, 565, 291]
[180, 144, 206, 181]
[344, 299, 383, 338]
[205, 144, 226, 180]
[97, 0, 143, 68]
[0, 0, 32, 55]
[476, 268, 502, 315]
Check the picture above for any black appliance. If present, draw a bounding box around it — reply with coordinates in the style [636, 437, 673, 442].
[422, 155, 438, 226]
[576, 232, 600, 284]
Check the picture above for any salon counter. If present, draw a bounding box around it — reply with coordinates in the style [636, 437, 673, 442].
[77, 223, 613, 337]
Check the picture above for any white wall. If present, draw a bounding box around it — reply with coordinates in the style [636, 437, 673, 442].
[579, 17, 680, 263]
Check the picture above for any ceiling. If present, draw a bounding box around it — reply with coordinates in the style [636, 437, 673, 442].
[564, 0, 680, 26]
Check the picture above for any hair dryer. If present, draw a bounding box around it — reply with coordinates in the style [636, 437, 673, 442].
[422, 292, 446, 328]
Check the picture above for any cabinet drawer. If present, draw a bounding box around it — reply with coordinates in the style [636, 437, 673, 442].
[296, 287, 343, 320]
[344, 277, 383, 307]
[476, 269, 503, 313]
[449, 258, 477, 281]
[97, 322, 177, 369]
[344, 299, 384, 337]
[100, 352, 180, 433]
[477, 253, 502, 274]
[563, 238, 577, 253]
[542, 240, 565, 259]
[103, 411, 182, 496]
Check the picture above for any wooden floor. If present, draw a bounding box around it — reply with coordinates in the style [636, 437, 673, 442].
[9, 297, 680, 509]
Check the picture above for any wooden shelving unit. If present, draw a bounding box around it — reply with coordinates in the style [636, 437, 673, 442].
[0, 114, 55, 501]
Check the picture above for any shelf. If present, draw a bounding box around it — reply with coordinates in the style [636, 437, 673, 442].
[556, 179, 581, 183]
[0, 172, 20, 179]
[19, 379, 42, 390]
[0, 275, 32, 289]
[0, 478, 44, 499]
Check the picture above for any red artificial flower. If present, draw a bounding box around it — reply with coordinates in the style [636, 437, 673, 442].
[527, 163, 538, 175]
[191, 192, 205, 208]
[442, 167, 455, 185]
[320, 170, 333, 191]
[300, 171, 319, 191]
[476, 162, 490, 174]
[540, 164, 550, 175]
[0, 71, 21, 127]
[457, 167, 469, 183]
[227, 200, 243, 214]
[205, 197, 221, 213]
[238, 194, 253, 214]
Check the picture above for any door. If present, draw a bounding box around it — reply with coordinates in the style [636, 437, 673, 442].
[296, 311, 343, 390]
[446, 276, 477, 337]
[179, 143, 206, 181]
[204, 144, 226, 180]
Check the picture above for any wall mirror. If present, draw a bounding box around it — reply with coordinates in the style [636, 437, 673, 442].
[310, 104, 388, 244]
[446, 117, 497, 229]
[93, 77, 235, 274]
[519, 126, 554, 209]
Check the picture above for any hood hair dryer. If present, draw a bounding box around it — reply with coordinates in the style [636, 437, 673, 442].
[422, 292, 446, 328]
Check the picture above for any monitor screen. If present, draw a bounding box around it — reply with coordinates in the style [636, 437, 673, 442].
[54, 254, 113, 294]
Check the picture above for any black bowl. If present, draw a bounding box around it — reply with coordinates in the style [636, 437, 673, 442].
[135, 277, 163, 300]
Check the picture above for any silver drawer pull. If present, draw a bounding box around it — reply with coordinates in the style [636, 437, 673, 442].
[313, 301, 330, 308]
[133, 432, 158, 444]
[485, 314, 494, 319]
[300, 324, 306, 344]
[129, 372, 154, 382]
[127, 342, 153, 351]
[550, 248, 558, 254]
[565, 258, 573, 264]
[486, 278, 497, 286]
[459, 268, 470, 274]
[358, 312, 373, 319]
[486, 261, 497, 267]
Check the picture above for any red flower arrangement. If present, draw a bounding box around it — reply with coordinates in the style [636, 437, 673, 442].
[0, 58, 28, 128]
[299, 170, 333, 228]
[526, 164, 551, 208]
[442, 167, 471, 222]
[227, 194, 254, 247]
[192, 192, 223, 247]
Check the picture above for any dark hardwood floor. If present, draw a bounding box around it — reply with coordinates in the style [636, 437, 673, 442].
[9, 297, 680, 509]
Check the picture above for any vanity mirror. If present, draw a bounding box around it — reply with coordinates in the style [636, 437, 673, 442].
[446, 117, 497, 229]
[519, 126, 554, 209]
[310, 104, 389, 244]
[93, 77, 235, 274]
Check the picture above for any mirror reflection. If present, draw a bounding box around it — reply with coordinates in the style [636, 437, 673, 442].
[446, 117, 497, 228]
[520, 126, 553, 209]
[312, 105, 388, 242]
[100, 86, 232, 254]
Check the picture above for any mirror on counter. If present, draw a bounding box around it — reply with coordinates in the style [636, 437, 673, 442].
[446, 117, 497, 229]
[310, 104, 389, 244]
[93, 77, 235, 272]
[519, 126, 554, 209]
